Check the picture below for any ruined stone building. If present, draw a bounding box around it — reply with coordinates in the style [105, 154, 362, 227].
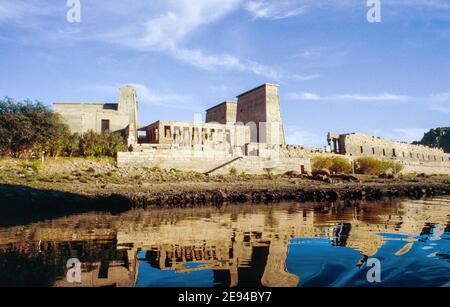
[203, 84, 285, 145]
[137, 83, 286, 149]
[235, 83, 285, 145]
[205, 101, 237, 124]
[328, 132, 450, 174]
[54, 83, 450, 175]
[116, 83, 308, 175]
[53, 83, 309, 174]
[54, 85, 138, 144]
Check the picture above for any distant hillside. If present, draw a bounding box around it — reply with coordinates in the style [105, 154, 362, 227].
[414, 128, 450, 153]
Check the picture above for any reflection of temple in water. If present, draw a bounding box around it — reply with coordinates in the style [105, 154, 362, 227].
[0, 197, 449, 287]
[140, 236, 299, 287]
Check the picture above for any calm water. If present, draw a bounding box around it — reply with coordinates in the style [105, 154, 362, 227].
[0, 197, 449, 287]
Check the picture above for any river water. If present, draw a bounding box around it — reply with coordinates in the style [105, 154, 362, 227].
[0, 197, 449, 287]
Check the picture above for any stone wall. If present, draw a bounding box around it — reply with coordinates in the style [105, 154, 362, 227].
[119, 135, 450, 175]
[54, 103, 130, 134]
[329, 133, 450, 161]
[205, 101, 237, 124]
[54, 86, 138, 137]
[236, 84, 285, 145]
[400, 162, 450, 175]
[265, 84, 286, 145]
[117, 148, 311, 175]
[327, 132, 450, 175]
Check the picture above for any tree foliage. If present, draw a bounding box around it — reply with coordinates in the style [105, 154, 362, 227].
[0, 98, 71, 157]
[0, 98, 126, 158]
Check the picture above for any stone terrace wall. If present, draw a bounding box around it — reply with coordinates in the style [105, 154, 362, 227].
[118, 134, 450, 175]
[117, 149, 311, 175]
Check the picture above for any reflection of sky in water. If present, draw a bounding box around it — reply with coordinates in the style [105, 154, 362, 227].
[1, 197, 449, 287]
[288, 231, 450, 287]
[286, 238, 363, 287]
[136, 230, 450, 287]
[136, 251, 214, 287]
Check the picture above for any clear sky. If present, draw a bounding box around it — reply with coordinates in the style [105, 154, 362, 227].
[0, 0, 449, 147]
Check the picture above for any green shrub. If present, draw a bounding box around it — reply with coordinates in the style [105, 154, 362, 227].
[312, 156, 352, 174]
[355, 157, 403, 175]
[264, 168, 277, 180]
[330, 157, 353, 174]
[229, 167, 238, 176]
[78, 130, 126, 158]
[150, 166, 162, 172]
[24, 173, 38, 183]
[64, 133, 81, 157]
[312, 156, 333, 170]
[20, 160, 42, 172]
[239, 172, 253, 180]
[79, 130, 106, 157]
[102, 130, 127, 157]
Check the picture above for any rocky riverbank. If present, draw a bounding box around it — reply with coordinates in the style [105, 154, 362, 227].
[2, 179, 450, 227]
[2, 180, 450, 210]
[1, 158, 450, 225]
[125, 183, 450, 209]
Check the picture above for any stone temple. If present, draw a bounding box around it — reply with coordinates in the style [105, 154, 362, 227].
[54, 83, 450, 175]
[54, 85, 139, 144]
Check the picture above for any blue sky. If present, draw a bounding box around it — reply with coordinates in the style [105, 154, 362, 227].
[0, 0, 449, 147]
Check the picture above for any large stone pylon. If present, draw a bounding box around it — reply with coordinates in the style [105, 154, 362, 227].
[261, 239, 300, 287]
[118, 85, 139, 145]
[236, 84, 286, 145]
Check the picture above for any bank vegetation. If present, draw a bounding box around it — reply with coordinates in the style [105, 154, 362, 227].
[312, 156, 404, 176]
[0, 98, 126, 158]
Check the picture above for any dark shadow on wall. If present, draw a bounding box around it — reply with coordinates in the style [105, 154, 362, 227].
[0, 184, 133, 228]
